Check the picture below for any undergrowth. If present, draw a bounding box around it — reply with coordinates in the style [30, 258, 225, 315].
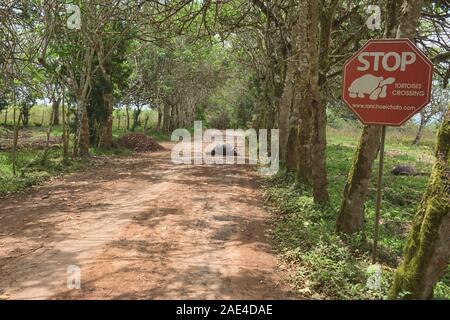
[263, 130, 449, 300]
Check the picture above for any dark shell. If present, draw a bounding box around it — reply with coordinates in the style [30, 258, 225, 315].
[391, 165, 416, 176]
[209, 143, 238, 156]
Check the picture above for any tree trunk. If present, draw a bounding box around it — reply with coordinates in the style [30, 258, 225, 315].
[337, 125, 382, 233]
[285, 76, 301, 170]
[143, 115, 149, 134]
[396, 0, 423, 39]
[97, 58, 114, 149]
[21, 107, 30, 127]
[12, 111, 22, 176]
[156, 105, 163, 132]
[412, 114, 426, 145]
[51, 97, 60, 126]
[132, 108, 141, 132]
[171, 102, 178, 131]
[163, 103, 173, 133]
[76, 97, 90, 157]
[279, 7, 302, 171]
[279, 54, 294, 165]
[309, 0, 329, 203]
[296, 99, 313, 184]
[312, 96, 329, 203]
[296, 134, 313, 185]
[384, 0, 402, 38]
[98, 88, 114, 149]
[389, 108, 449, 300]
[41, 108, 46, 126]
[295, 0, 313, 185]
[62, 91, 69, 162]
[311, 0, 339, 203]
[285, 124, 298, 170]
[41, 111, 56, 165]
[126, 105, 130, 131]
[336, 0, 422, 234]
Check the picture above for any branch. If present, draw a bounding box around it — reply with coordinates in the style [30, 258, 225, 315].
[432, 51, 450, 64]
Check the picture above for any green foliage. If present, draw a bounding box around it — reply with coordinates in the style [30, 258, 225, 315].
[144, 129, 171, 142]
[0, 148, 85, 196]
[264, 127, 449, 299]
[434, 266, 450, 300]
[0, 127, 130, 196]
[389, 114, 450, 299]
[265, 171, 381, 299]
[205, 67, 258, 129]
[90, 147, 131, 157]
[0, 94, 7, 112]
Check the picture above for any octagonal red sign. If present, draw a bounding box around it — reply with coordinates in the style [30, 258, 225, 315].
[342, 39, 433, 126]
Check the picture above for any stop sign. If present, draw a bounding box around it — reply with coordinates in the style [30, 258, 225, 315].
[342, 39, 433, 126]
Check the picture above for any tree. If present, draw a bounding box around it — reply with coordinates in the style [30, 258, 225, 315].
[309, 0, 340, 203]
[39, 1, 96, 157]
[337, 0, 423, 234]
[39, 0, 143, 155]
[279, 0, 377, 203]
[336, 125, 383, 233]
[0, 83, 10, 123]
[134, 37, 227, 133]
[389, 107, 449, 299]
[0, 94, 6, 114]
[16, 86, 36, 126]
[412, 84, 449, 145]
[43, 78, 62, 126]
[0, 0, 44, 173]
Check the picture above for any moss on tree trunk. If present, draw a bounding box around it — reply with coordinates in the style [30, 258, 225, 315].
[337, 0, 423, 234]
[309, 0, 329, 203]
[51, 97, 60, 126]
[76, 97, 90, 158]
[279, 54, 294, 165]
[99, 88, 114, 149]
[286, 124, 299, 170]
[295, 0, 313, 185]
[389, 109, 449, 299]
[336, 125, 381, 234]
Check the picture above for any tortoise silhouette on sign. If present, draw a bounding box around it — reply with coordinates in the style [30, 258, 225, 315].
[348, 74, 395, 101]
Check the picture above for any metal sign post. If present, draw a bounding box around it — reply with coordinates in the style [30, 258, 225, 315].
[372, 125, 386, 263]
[342, 39, 433, 263]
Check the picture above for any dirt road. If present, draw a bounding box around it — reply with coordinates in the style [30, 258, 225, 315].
[0, 142, 297, 300]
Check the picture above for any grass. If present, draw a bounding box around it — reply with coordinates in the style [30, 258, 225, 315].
[112, 124, 171, 142]
[144, 128, 171, 142]
[1, 113, 446, 300]
[0, 108, 168, 196]
[1, 104, 197, 144]
[0, 105, 159, 130]
[0, 122, 144, 196]
[263, 126, 449, 300]
[0, 144, 134, 196]
[0, 148, 86, 196]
